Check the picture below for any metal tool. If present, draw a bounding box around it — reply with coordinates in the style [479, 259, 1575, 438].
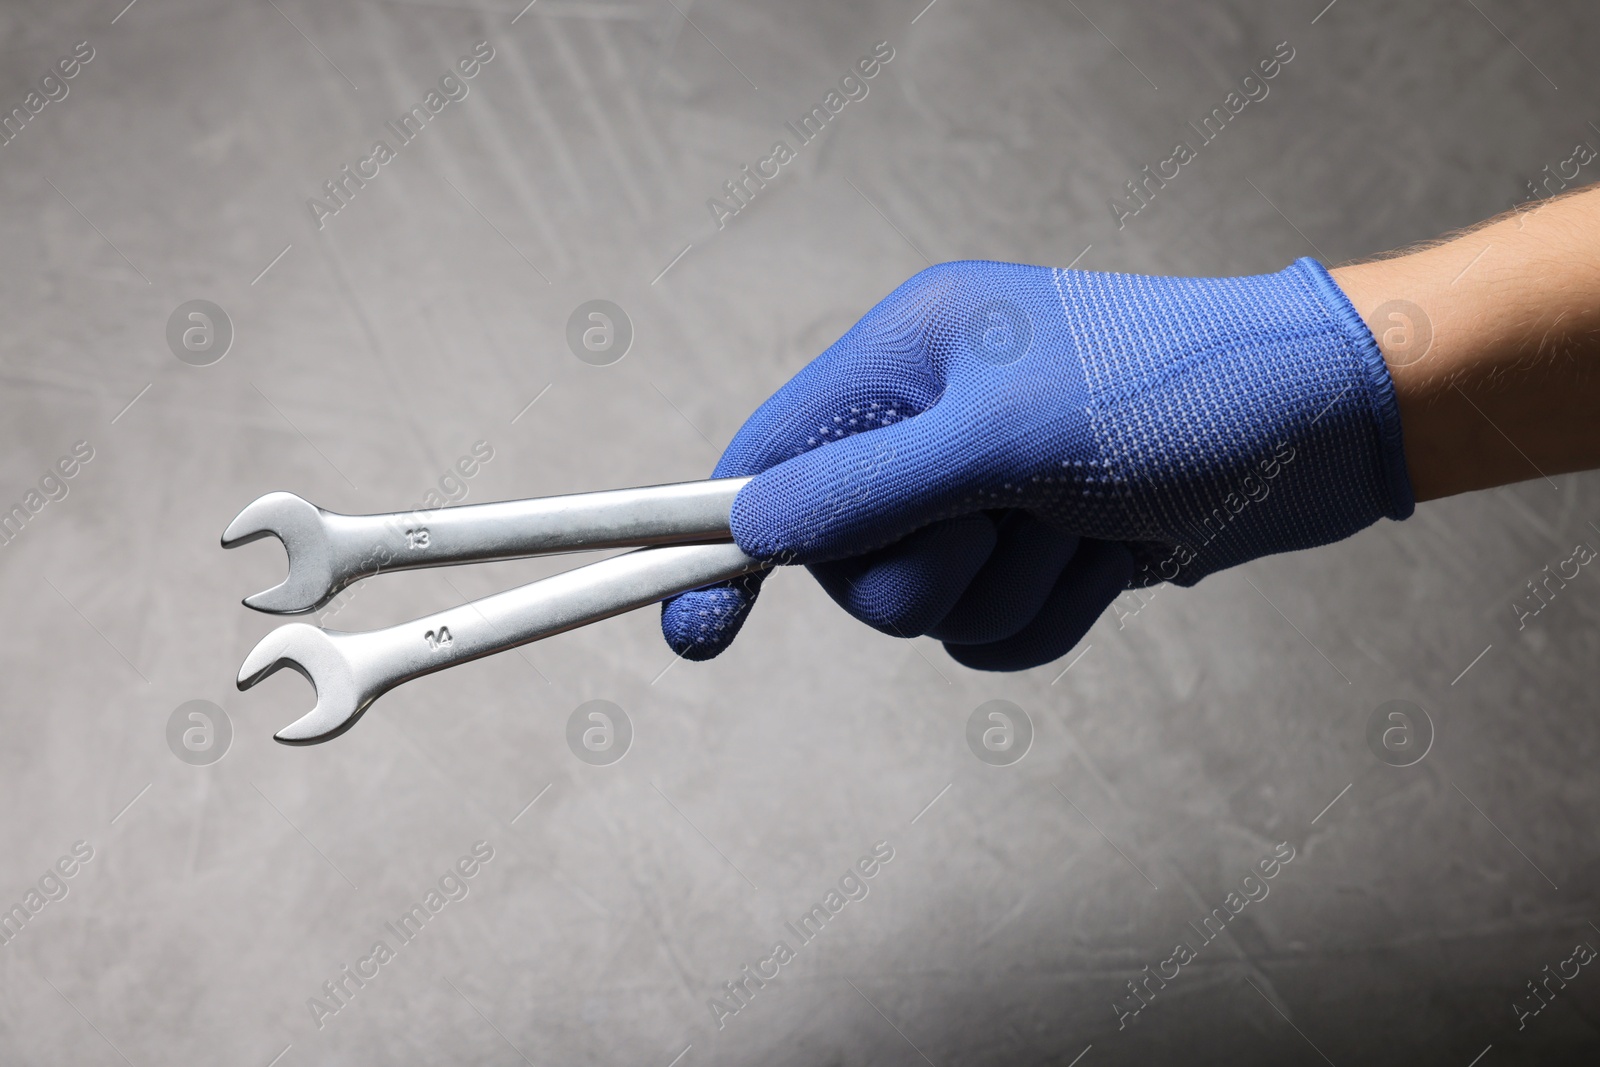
[226, 477, 767, 744]
[222, 477, 751, 614]
[238, 542, 765, 745]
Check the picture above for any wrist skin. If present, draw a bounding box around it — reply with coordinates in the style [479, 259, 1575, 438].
[1329, 185, 1600, 502]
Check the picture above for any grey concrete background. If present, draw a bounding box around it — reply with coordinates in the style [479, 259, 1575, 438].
[0, 0, 1596, 1063]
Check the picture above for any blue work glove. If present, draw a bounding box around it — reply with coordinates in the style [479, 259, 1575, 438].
[662, 258, 1413, 670]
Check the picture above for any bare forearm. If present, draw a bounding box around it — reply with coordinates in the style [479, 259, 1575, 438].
[1331, 186, 1600, 501]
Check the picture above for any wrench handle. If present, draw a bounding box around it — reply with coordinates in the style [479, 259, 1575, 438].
[326, 477, 751, 596]
[343, 542, 767, 698]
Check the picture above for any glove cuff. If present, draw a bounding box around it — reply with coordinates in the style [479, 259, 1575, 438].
[1296, 257, 1416, 522]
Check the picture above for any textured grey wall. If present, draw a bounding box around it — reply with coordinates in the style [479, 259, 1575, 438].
[0, 0, 1596, 1063]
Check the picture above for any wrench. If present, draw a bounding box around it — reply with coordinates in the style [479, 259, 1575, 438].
[222, 477, 751, 614]
[238, 541, 767, 744]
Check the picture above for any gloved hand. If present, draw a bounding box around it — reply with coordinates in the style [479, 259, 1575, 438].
[662, 257, 1413, 670]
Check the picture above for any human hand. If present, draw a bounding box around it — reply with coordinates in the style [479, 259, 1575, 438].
[662, 257, 1412, 670]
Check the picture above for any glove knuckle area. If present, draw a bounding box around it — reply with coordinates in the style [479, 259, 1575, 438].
[769, 263, 1023, 427]
[715, 289, 962, 480]
[944, 539, 1134, 672]
[891, 260, 1058, 364]
[807, 515, 996, 637]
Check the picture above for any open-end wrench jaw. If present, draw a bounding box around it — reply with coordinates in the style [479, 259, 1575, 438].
[236, 623, 372, 745]
[221, 493, 341, 615]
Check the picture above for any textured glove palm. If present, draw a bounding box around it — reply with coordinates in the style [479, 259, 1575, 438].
[662, 257, 1412, 670]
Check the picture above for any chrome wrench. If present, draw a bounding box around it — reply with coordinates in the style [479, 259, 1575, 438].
[222, 477, 752, 614]
[238, 541, 766, 745]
